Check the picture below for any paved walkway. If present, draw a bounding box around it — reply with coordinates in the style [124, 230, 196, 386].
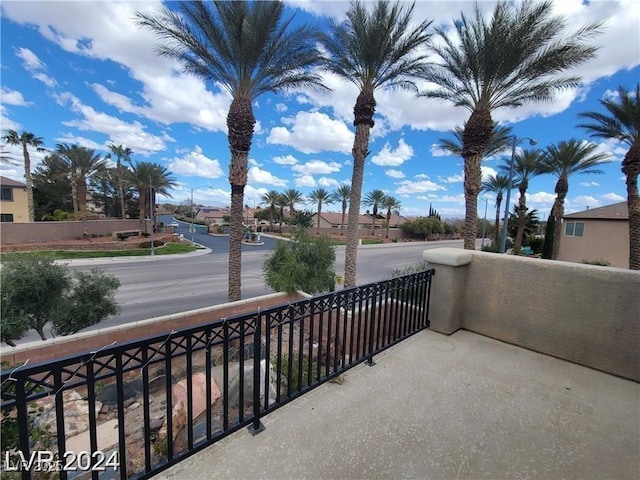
[158, 329, 639, 480]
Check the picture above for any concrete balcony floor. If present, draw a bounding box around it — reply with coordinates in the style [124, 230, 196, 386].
[158, 330, 639, 480]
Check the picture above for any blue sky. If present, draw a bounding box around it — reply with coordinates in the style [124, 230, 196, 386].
[1, 0, 638, 219]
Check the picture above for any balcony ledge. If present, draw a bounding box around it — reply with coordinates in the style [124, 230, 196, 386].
[158, 330, 638, 480]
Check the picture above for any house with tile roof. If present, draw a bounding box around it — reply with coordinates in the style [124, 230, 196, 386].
[558, 201, 629, 268]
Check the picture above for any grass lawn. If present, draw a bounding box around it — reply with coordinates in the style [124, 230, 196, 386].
[0, 242, 200, 260]
[329, 238, 384, 246]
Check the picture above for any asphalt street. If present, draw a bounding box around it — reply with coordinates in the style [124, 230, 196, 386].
[8, 216, 472, 345]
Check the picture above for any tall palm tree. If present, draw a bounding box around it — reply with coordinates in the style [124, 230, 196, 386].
[137, 1, 325, 302]
[578, 84, 640, 270]
[318, 0, 433, 287]
[499, 149, 547, 250]
[276, 193, 287, 234]
[56, 144, 108, 219]
[107, 144, 133, 219]
[364, 189, 387, 235]
[438, 123, 512, 159]
[482, 174, 510, 246]
[423, 0, 602, 250]
[283, 188, 304, 218]
[260, 189, 281, 232]
[308, 188, 333, 233]
[128, 161, 177, 224]
[332, 184, 351, 234]
[542, 140, 610, 260]
[2, 130, 46, 222]
[381, 195, 402, 239]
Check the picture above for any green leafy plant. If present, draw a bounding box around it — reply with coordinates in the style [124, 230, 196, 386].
[581, 258, 611, 266]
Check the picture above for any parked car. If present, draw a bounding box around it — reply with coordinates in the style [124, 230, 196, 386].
[169, 222, 179, 228]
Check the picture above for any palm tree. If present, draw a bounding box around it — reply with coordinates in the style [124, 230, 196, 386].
[308, 188, 333, 233]
[2, 130, 46, 222]
[332, 185, 351, 234]
[137, 1, 325, 302]
[438, 123, 512, 159]
[107, 144, 133, 219]
[318, 0, 433, 287]
[499, 149, 547, 250]
[260, 189, 281, 232]
[482, 174, 510, 246]
[364, 189, 387, 235]
[542, 140, 610, 259]
[276, 193, 288, 234]
[56, 144, 108, 219]
[423, 0, 602, 250]
[283, 188, 304, 218]
[381, 195, 402, 239]
[128, 161, 177, 225]
[578, 84, 640, 270]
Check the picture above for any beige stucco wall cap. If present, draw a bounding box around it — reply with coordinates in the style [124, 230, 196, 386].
[422, 248, 473, 266]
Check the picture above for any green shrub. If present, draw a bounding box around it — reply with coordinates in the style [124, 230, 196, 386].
[481, 243, 500, 253]
[581, 258, 611, 266]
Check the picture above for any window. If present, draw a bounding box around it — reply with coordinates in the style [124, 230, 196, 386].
[564, 222, 584, 237]
[0, 213, 14, 222]
[1, 187, 12, 201]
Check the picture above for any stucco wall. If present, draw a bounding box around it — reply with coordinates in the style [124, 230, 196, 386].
[558, 219, 629, 268]
[423, 248, 640, 381]
[0, 219, 143, 244]
[0, 186, 29, 223]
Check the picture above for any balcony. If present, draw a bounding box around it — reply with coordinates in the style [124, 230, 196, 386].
[158, 328, 638, 479]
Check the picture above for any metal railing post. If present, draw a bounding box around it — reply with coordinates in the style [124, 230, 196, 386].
[248, 313, 265, 435]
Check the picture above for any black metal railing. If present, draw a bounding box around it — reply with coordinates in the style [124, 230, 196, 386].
[1, 269, 434, 480]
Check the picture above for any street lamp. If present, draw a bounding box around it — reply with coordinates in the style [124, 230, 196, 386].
[149, 176, 154, 256]
[500, 135, 537, 254]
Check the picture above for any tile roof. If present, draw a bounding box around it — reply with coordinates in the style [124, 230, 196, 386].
[564, 201, 628, 220]
[0, 175, 26, 187]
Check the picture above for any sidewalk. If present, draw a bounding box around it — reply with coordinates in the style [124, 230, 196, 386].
[55, 244, 211, 267]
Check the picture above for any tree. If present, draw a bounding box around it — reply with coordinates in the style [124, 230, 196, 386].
[318, 0, 433, 287]
[578, 84, 640, 270]
[55, 144, 108, 219]
[363, 189, 387, 235]
[0, 255, 120, 345]
[276, 193, 287, 234]
[499, 149, 547, 250]
[482, 174, 510, 246]
[263, 228, 336, 294]
[308, 188, 333, 233]
[437, 123, 512, 159]
[128, 161, 177, 224]
[2, 130, 46, 222]
[542, 212, 555, 259]
[507, 205, 540, 243]
[32, 153, 73, 220]
[332, 185, 351, 234]
[290, 210, 314, 229]
[260, 189, 281, 232]
[423, 0, 602, 250]
[107, 144, 133, 219]
[381, 195, 402, 239]
[542, 140, 610, 259]
[137, 1, 325, 302]
[283, 188, 304, 219]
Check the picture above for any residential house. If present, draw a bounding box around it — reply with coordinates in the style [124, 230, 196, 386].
[558, 201, 629, 268]
[195, 207, 256, 226]
[0, 175, 29, 223]
[312, 212, 408, 230]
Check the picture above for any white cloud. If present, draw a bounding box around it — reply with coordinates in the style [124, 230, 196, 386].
[570, 196, 600, 211]
[318, 177, 340, 188]
[414, 173, 430, 179]
[273, 154, 298, 166]
[441, 172, 463, 183]
[0, 105, 22, 131]
[294, 174, 316, 188]
[275, 103, 288, 113]
[580, 181, 601, 187]
[430, 143, 452, 157]
[268, 111, 354, 154]
[395, 179, 446, 195]
[54, 134, 105, 151]
[385, 169, 405, 179]
[527, 192, 557, 205]
[371, 139, 414, 167]
[600, 192, 624, 203]
[167, 145, 224, 179]
[1, 88, 32, 106]
[248, 166, 287, 187]
[437, 194, 466, 204]
[292, 159, 341, 175]
[15, 47, 58, 87]
[481, 166, 498, 182]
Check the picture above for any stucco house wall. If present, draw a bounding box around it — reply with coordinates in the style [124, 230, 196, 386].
[0, 176, 29, 223]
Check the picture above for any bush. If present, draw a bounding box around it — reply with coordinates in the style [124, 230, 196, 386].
[581, 258, 611, 266]
[481, 243, 500, 253]
[0, 254, 120, 345]
[263, 228, 336, 294]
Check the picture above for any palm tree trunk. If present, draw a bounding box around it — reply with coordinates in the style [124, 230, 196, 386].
[494, 194, 502, 246]
[462, 108, 494, 250]
[385, 211, 391, 239]
[78, 179, 88, 220]
[370, 214, 376, 236]
[345, 89, 375, 288]
[551, 177, 568, 260]
[118, 164, 126, 219]
[227, 96, 254, 302]
[622, 142, 640, 270]
[22, 145, 35, 222]
[341, 203, 346, 234]
[514, 186, 528, 250]
[71, 176, 79, 215]
[317, 204, 321, 233]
